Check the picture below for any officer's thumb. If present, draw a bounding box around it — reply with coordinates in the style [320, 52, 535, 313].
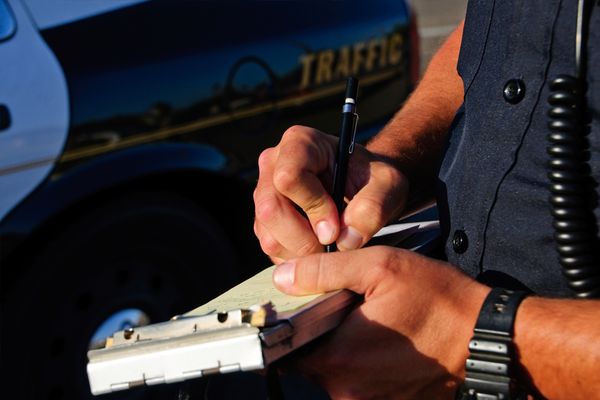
[272, 250, 371, 296]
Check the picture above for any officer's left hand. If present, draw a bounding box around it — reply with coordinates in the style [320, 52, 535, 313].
[272, 246, 490, 400]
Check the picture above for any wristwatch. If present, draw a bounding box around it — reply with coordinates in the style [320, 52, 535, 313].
[456, 287, 529, 400]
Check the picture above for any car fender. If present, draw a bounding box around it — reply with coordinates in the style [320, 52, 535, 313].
[0, 142, 230, 255]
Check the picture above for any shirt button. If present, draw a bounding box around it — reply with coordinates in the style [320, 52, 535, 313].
[503, 79, 525, 104]
[452, 230, 468, 254]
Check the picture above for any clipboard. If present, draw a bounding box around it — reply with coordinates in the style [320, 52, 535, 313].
[86, 266, 357, 395]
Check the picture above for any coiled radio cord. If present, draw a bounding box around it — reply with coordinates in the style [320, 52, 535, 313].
[547, 0, 599, 298]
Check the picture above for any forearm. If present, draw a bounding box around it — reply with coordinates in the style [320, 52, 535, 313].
[367, 21, 465, 188]
[514, 297, 600, 399]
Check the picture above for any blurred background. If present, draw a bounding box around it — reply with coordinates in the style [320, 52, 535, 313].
[0, 1, 465, 399]
[414, 0, 467, 69]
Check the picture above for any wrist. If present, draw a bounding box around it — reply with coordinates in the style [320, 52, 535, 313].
[513, 297, 600, 400]
[449, 281, 491, 380]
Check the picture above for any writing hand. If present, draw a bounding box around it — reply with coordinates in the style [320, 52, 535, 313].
[254, 126, 408, 262]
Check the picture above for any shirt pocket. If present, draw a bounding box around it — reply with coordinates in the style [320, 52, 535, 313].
[458, 0, 495, 94]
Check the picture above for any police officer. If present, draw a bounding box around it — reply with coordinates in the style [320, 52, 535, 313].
[253, 1, 600, 398]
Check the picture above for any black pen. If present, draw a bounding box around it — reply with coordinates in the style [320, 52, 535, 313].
[326, 77, 359, 253]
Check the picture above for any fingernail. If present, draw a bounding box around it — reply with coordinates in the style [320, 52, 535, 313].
[273, 261, 295, 289]
[338, 226, 363, 250]
[316, 221, 335, 244]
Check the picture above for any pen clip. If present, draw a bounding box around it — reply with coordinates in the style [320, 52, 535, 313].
[348, 113, 359, 154]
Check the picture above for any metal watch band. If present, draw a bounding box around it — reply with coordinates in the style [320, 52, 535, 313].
[458, 287, 529, 400]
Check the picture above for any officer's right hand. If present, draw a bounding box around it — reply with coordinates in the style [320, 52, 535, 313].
[253, 125, 408, 263]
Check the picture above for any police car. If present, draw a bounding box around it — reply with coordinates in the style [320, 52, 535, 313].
[0, 0, 419, 398]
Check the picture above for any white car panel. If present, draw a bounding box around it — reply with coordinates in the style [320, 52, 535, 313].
[0, 0, 69, 220]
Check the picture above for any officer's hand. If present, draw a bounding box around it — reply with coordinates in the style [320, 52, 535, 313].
[254, 126, 408, 263]
[272, 246, 490, 399]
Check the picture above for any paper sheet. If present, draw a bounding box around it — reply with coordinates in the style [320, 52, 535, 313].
[185, 266, 321, 317]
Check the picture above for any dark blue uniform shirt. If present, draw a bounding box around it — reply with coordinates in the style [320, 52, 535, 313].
[437, 0, 600, 297]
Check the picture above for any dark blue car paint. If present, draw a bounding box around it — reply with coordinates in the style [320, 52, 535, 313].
[0, 0, 415, 262]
